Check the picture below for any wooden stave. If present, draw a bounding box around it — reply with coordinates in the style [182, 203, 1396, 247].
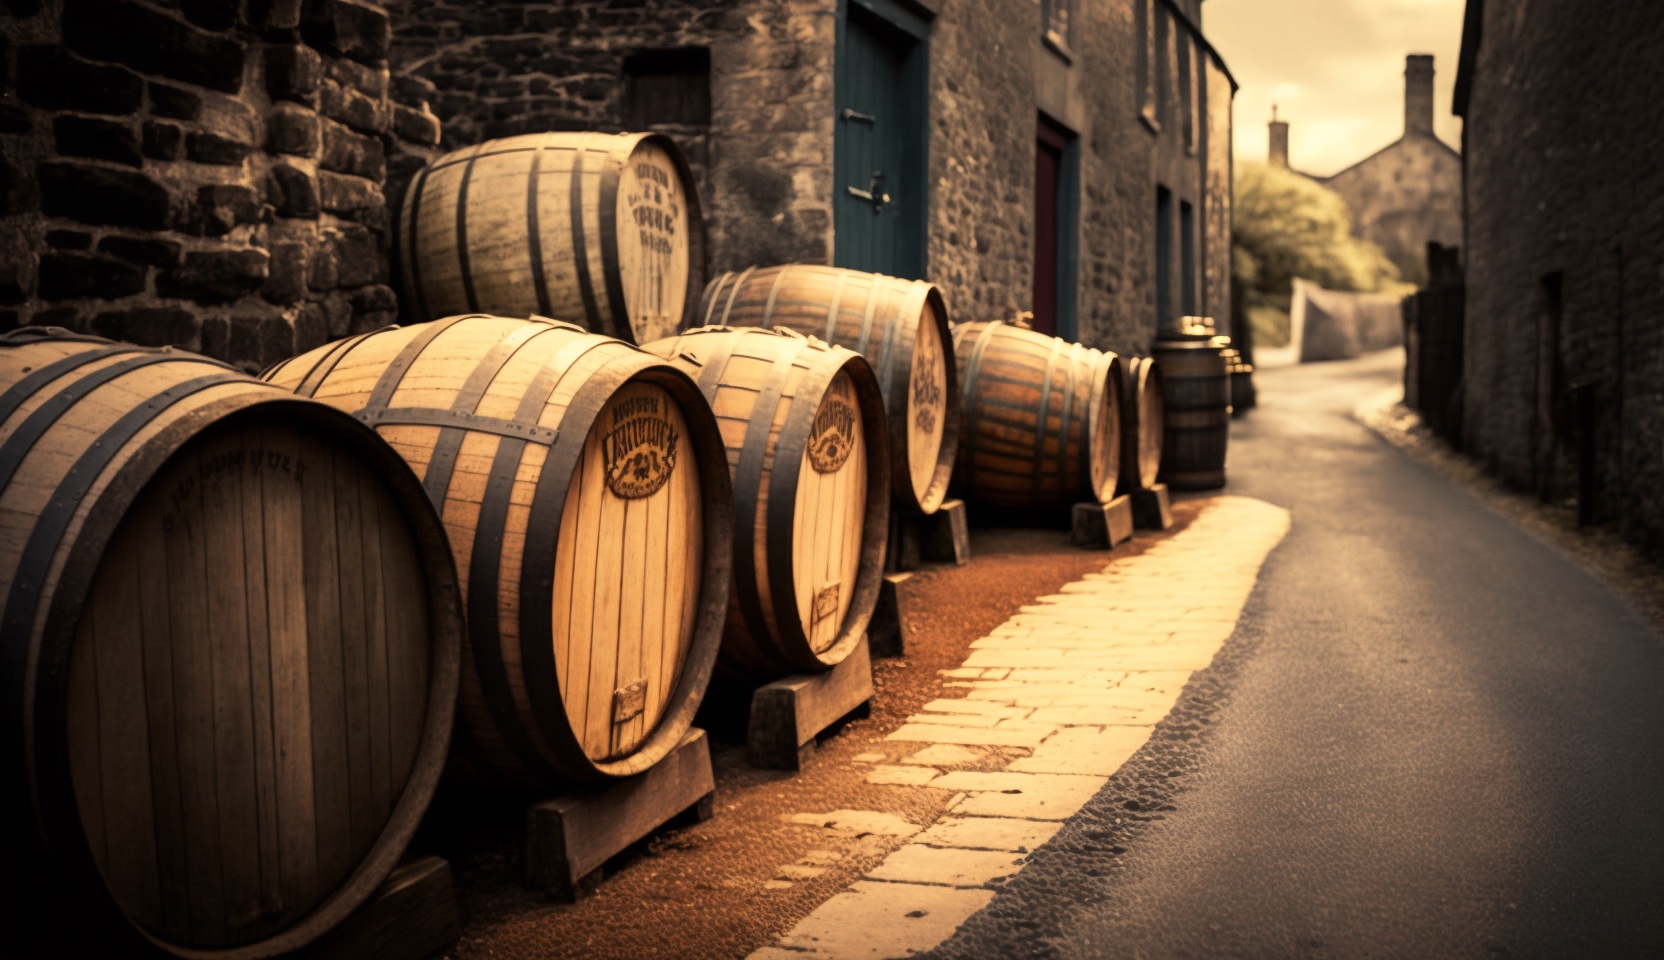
[951, 321, 1121, 510]
[1118, 357, 1166, 492]
[2, 331, 463, 958]
[640, 325, 891, 680]
[398, 131, 706, 344]
[1152, 340, 1229, 490]
[266, 316, 733, 784]
[698, 264, 960, 516]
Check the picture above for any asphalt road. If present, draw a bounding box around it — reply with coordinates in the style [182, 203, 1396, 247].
[928, 351, 1664, 960]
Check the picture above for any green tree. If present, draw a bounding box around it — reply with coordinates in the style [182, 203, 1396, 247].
[1232, 162, 1402, 346]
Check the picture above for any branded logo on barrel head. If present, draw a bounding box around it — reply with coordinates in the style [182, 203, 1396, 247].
[808, 393, 857, 473]
[912, 332, 943, 434]
[602, 394, 680, 498]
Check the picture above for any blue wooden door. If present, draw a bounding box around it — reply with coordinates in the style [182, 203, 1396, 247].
[835, 3, 927, 280]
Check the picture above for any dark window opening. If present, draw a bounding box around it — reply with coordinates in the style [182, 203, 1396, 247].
[623, 47, 711, 127]
[1180, 199, 1197, 317]
[1043, 0, 1074, 54]
[1137, 0, 1156, 127]
[1155, 6, 1170, 127]
[1156, 184, 1173, 331]
[1034, 117, 1074, 338]
[1179, 35, 1195, 152]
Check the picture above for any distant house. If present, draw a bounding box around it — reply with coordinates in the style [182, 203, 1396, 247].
[1453, 0, 1664, 548]
[386, 0, 1238, 355]
[1268, 55, 1461, 286]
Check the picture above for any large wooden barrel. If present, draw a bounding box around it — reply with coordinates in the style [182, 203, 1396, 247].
[1152, 336, 1229, 490]
[265, 315, 733, 784]
[952, 321, 1123, 511]
[398, 132, 703, 344]
[641, 326, 888, 680]
[699, 265, 958, 515]
[1118, 356, 1165, 493]
[1225, 348, 1256, 416]
[1, 328, 462, 956]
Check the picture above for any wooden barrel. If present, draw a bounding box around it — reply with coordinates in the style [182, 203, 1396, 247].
[640, 326, 889, 680]
[699, 265, 958, 515]
[952, 321, 1123, 510]
[1118, 355, 1165, 493]
[398, 131, 703, 344]
[1, 328, 462, 956]
[1152, 337, 1229, 490]
[1225, 349, 1256, 416]
[264, 315, 733, 784]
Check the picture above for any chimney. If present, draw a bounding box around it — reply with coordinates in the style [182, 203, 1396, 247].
[1268, 105, 1289, 169]
[1405, 54, 1435, 136]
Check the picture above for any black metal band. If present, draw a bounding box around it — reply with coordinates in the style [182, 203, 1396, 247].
[358, 407, 560, 446]
[526, 142, 554, 320]
[569, 148, 602, 333]
[597, 140, 630, 341]
[404, 162, 434, 324]
[455, 148, 482, 313]
[733, 335, 809, 660]
[0, 345, 130, 429]
[362, 314, 474, 416]
[1031, 336, 1059, 499]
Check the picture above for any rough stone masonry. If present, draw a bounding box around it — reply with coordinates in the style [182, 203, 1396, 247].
[0, 0, 439, 372]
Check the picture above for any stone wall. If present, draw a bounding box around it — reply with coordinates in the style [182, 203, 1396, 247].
[0, 0, 439, 371]
[384, 0, 838, 285]
[384, 0, 1234, 357]
[1322, 132, 1461, 287]
[1458, 0, 1664, 548]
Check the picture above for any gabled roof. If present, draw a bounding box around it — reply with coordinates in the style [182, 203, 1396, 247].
[1320, 130, 1462, 184]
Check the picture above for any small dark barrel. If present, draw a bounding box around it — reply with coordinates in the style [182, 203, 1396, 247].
[398, 131, 703, 343]
[266, 315, 733, 784]
[1118, 355, 1165, 493]
[699, 264, 958, 516]
[641, 326, 889, 680]
[953, 320, 1123, 510]
[2, 328, 462, 956]
[1225, 348, 1256, 416]
[1153, 336, 1229, 490]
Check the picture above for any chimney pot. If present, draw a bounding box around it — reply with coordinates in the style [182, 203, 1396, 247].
[1269, 105, 1289, 168]
[1405, 54, 1435, 137]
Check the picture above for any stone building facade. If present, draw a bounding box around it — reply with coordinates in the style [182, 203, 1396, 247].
[0, 1, 1235, 367]
[1272, 55, 1461, 288]
[384, 0, 1237, 355]
[1454, 0, 1664, 548]
[0, 0, 439, 371]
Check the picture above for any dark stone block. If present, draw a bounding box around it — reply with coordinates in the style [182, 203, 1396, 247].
[250, 0, 303, 31]
[0, 156, 37, 216]
[31, 307, 84, 329]
[199, 93, 258, 145]
[391, 73, 436, 108]
[318, 78, 384, 134]
[317, 171, 378, 216]
[54, 115, 143, 168]
[302, 0, 391, 64]
[306, 242, 337, 292]
[0, 255, 33, 305]
[261, 240, 309, 304]
[17, 46, 144, 116]
[391, 103, 440, 146]
[142, 121, 186, 160]
[199, 314, 229, 360]
[0, 103, 33, 135]
[267, 102, 321, 155]
[321, 120, 385, 180]
[63, 0, 247, 93]
[331, 223, 382, 286]
[38, 253, 146, 301]
[328, 55, 387, 101]
[89, 305, 199, 347]
[187, 183, 265, 236]
[265, 43, 322, 103]
[45, 230, 93, 250]
[220, 300, 293, 369]
[267, 161, 320, 218]
[347, 282, 397, 333]
[158, 248, 271, 302]
[188, 130, 254, 165]
[99, 235, 184, 266]
[38, 161, 172, 229]
[180, 0, 241, 30]
[148, 81, 202, 121]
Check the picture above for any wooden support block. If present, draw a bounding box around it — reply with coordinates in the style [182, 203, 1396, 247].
[526, 728, 715, 901]
[885, 510, 922, 572]
[748, 634, 875, 770]
[1070, 496, 1135, 549]
[1131, 483, 1174, 530]
[868, 572, 912, 658]
[920, 498, 970, 565]
[293, 857, 459, 960]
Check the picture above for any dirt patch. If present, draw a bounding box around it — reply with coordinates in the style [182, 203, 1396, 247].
[411, 503, 1205, 960]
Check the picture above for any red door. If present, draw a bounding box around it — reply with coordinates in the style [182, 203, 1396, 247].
[1033, 119, 1068, 337]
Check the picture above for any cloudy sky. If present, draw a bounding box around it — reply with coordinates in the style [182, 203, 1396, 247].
[1205, 0, 1468, 178]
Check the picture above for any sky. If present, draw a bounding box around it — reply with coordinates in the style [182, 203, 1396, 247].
[1205, 0, 1468, 178]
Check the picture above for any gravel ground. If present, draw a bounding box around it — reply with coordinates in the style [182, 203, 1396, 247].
[410, 504, 1204, 960]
